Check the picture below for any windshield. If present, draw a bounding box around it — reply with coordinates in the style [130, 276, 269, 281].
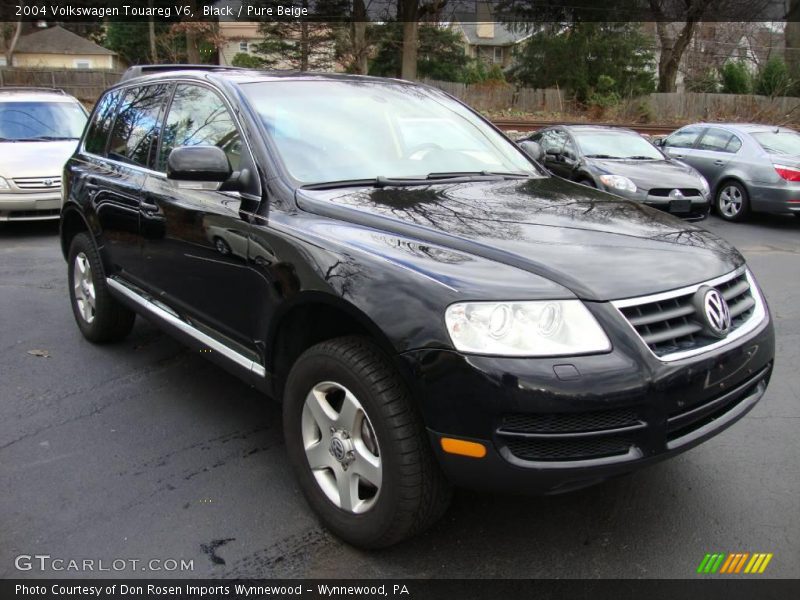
[751, 130, 800, 156]
[0, 101, 87, 141]
[240, 80, 539, 184]
[573, 130, 664, 160]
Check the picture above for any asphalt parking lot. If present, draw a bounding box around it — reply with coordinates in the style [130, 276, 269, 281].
[1, 214, 798, 579]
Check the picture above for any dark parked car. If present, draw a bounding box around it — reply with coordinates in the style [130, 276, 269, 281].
[60, 67, 774, 548]
[655, 122, 800, 221]
[520, 125, 711, 220]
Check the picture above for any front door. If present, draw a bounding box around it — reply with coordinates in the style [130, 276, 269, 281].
[687, 127, 741, 190]
[139, 83, 263, 354]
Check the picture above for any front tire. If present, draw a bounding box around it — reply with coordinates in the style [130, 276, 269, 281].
[68, 232, 135, 343]
[283, 336, 452, 548]
[716, 181, 749, 222]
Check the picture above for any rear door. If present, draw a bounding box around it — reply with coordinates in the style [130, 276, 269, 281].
[139, 82, 263, 354]
[78, 84, 168, 281]
[689, 127, 742, 189]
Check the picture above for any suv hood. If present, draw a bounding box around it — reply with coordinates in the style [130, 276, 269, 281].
[587, 158, 705, 192]
[296, 178, 743, 301]
[0, 140, 77, 179]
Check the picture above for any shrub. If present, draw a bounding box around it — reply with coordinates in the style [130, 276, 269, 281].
[719, 61, 751, 94]
[754, 57, 793, 97]
[231, 52, 265, 69]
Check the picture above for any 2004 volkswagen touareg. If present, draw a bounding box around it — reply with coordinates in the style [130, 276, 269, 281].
[60, 66, 775, 548]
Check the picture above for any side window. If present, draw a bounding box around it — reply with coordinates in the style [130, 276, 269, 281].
[158, 84, 241, 172]
[664, 126, 702, 149]
[107, 84, 168, 167]
[697, 128, 741, 153]
[84, 90, 120, 155]
[539, 130, 568, 155]
[697, 127, 742, 152]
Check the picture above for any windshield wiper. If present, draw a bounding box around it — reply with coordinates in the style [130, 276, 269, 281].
[425, 170, 530, 180]
[302, 172, 529, 190]
[624, 155, 658, 160]
[584, 154, 620, 159]
[14, 136, 79, 142]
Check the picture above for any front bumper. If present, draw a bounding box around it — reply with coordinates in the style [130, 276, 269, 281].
[0, 191, 62, 221]
[399, 305, 774, 494]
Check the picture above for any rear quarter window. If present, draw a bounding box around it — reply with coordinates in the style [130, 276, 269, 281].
[84, 90, 121, 155]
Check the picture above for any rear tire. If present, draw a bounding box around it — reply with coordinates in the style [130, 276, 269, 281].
[715, 181, 749, 222]
[283, 336, 452, 548]
[68, 232, 135, 343]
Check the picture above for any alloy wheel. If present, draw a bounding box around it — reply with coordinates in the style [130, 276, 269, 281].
[72, 252, 96, 324]
[718, 185, 743, 218]
[301, 381, 382, 514]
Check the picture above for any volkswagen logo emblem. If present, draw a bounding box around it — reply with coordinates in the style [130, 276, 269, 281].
[694, 286, 731, 338]
[329, 437, 347, 462]
[669, 188, 684, 199]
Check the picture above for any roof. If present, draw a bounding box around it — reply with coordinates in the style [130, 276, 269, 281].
[116, 67, 414, 88]
[14, 26, 115, 56]
[691, 122, 796, 134]
[0, 88, 81, 103]
[452, 14, 530, 47]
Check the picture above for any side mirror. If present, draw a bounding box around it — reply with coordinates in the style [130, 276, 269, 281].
[518, 140, 543, 161]
[652, 137, 666, 148]
[167, 146, 232, 182]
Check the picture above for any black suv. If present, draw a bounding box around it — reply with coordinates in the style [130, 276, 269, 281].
[61, 67, 775, 548]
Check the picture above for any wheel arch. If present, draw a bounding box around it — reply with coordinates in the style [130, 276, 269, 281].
[266, 292, 407, 401]
[59, 205, 92, 260]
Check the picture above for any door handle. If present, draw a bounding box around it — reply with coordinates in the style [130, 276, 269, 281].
[141, 199, 159, 214]
[672, 153, 684, 159]
[713, 160, 725, 166]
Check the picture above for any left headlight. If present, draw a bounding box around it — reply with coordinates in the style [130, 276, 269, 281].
[599, 174, 637, 193]
[444, 300, 612, 357]
[0, 176, 10, 190]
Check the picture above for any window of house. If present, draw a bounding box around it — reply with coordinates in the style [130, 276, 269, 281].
[493, 47, 503, 63]
[239, 41, 248, 53]
[158, 84, 241, 172]
[0, 57, 7, 67]
[107, 84, 169, 168]
[74, 60, 91, 69]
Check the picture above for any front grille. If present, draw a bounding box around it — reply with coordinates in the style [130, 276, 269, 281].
[12, 176, 62, 190]
[505, 437, 634, 461]
[500, 409, 641, 434]
[648, 188, 702, 197]
[614, 269, 759, 360]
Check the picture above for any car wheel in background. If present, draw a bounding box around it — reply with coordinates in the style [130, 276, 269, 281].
[579, 178, 596, 188]
[68, 233, 135, 343]
[283, 336, 452, 548]
[715, 181, 750, 222]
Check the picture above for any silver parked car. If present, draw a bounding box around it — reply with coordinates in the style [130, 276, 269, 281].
[656, 122, 800, 222]
[0, 88, 87, 222]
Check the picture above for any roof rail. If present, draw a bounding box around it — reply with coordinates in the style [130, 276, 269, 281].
[0, 86, 67, 94]
[120, 64, 247, 82]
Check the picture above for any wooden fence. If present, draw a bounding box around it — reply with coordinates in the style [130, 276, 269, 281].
[421, 79, 565, 113]
[0, 68, 124, 102]
[636, 92, 800, 124]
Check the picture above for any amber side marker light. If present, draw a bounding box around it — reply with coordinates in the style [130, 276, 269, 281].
[440, 437, 487, 458]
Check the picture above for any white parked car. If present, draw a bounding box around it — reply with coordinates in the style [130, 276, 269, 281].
[0, 88, 88, 222]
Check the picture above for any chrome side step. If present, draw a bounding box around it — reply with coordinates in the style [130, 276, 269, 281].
[106, 278, 266, 378]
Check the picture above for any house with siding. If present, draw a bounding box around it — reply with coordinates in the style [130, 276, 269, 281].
[0, 25, 119, 69]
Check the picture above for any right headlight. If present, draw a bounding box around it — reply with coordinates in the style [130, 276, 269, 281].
[444, 300, 611, 357]
[599, 174, 637, 193]
[0, 176, 10, 190]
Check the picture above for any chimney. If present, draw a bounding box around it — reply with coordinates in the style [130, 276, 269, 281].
[475, 1, 494, 39]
